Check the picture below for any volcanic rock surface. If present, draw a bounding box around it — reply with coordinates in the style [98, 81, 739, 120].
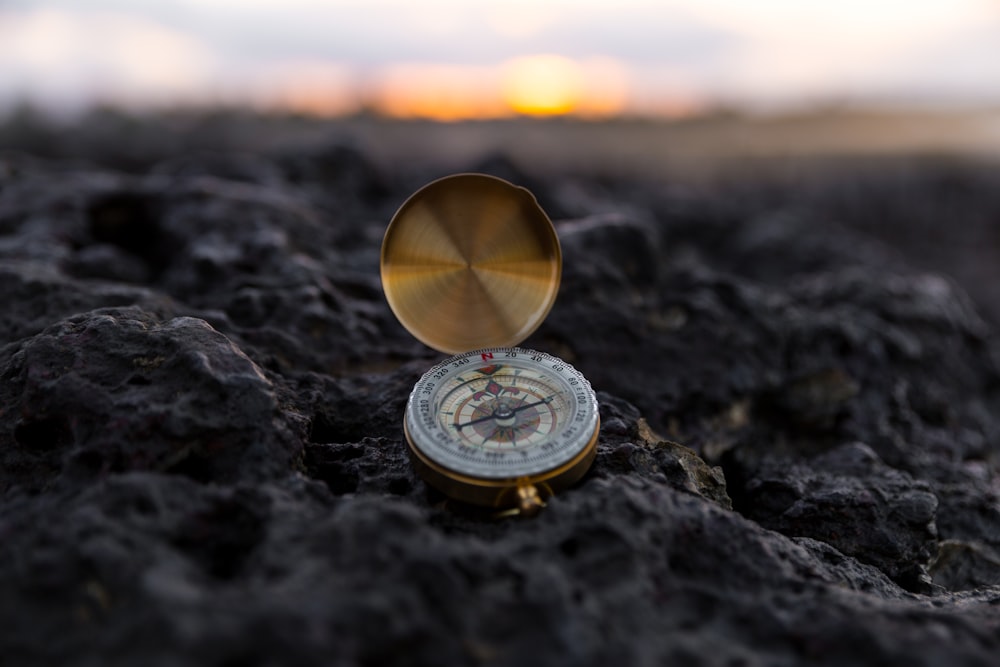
[2, 136, 1000, 666]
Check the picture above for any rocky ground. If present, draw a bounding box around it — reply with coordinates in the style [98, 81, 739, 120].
[2, 122, 1000, 666]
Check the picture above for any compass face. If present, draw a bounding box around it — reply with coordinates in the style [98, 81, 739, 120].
[404, 347, 599, 480]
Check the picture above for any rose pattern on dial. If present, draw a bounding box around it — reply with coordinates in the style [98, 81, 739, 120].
[438, 369, 568, 449]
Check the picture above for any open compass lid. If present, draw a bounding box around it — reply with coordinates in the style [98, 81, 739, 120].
[380, 173, 561, 355]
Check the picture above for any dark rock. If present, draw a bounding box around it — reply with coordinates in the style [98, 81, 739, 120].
[0, 260, 174, 343]
[738, 443, 939, 591]
[594, 393, 731, 510]
[756, 366, 859, 430]
[149, 151, 287, 187]
[930, 472, 1000, 590]
[802, 163, 1000, 325]
[932, 540, 1000, 591]
[2, 129, 1000, 665]
[85, 189, 177, 278]
[278, 143, 390, 205]
[304, 437, 415, 497]
[558, 212, 661, 289]
[4, 473, 1000, 667]
[0, 307, 299, 491]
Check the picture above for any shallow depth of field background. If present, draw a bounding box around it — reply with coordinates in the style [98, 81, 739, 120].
[1, 0, 999, 178]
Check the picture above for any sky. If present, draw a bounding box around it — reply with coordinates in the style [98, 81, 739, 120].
[1, 0, 999, 120]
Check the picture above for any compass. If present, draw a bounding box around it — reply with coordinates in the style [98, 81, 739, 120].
[381, 174, 599, 515]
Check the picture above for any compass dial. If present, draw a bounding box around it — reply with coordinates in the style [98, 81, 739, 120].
[441, 371, 567, 449]
[404, 347, 599, 500]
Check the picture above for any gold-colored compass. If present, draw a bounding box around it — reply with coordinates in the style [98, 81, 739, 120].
[381, 173, 599, 516]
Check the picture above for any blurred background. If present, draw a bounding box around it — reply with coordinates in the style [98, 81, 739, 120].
[2, 0, 999, 176]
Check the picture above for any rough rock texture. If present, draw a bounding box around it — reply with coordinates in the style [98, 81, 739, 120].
[2, 136, 1000, 666]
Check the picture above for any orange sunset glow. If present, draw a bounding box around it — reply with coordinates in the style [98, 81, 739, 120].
[370, 55, 630, 121]
[502, 55, 584, 117]
[370, 64, 507, 121]
[0, 1, 998, 120]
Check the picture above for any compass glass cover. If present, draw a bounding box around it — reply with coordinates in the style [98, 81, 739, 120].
[405, 348, 598, 480]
